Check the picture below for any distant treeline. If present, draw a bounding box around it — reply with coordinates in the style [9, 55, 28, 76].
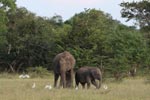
[0, 0, 150, 79]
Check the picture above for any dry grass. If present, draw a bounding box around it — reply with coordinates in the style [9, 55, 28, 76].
[0, 75, 150, 100]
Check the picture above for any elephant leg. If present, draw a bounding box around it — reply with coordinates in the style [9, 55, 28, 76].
[66, 72, 71, 88]
[75, 74, 79, 89]
[75, 81, 79, 89]
[70, 69, 74, 88]
[54, 73, 59, 88]
[91, 80, 98, 89]
[65, 69, 73, 88]
[81, 83, 86, 89]
[87, 83, 91, 89]
[59, 72, 66, 88]
[87, 77, 91, 89]
[59, 77, 63, 88]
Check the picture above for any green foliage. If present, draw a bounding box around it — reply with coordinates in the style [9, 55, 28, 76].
[104, 24, 146, 77]
[120, 0, 150, 29]
[0, 0, 16, 10]
[0, 72, 18, 79]
[0, 3, 149, 79]
[60, 9, 146, 79]
[0, 7, 65, 72]
[61, 9, 114, 68]
[0, 0, 16, 32]
[27, 66, 50, 78]
[120, 0, 150, 73]
[0, 9, 7, 33]
[0, 0, 16, 72]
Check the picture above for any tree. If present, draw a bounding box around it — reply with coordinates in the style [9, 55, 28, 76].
[0, 7, 63, 72]
[120, 0, 150, 76]
[62, 9, 114, 67]
[0, 0, 16, 32]
[120, 0, 150, 29]
[0, 0, 16, 72]
[105, 24, 146, 79]
[58, 9, 146, 80]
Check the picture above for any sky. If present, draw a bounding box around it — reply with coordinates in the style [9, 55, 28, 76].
[16, 0, 141, 26]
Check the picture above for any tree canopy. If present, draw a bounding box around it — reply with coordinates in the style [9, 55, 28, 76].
[120, 0, 150, 30]
[0, 2, 149, 79]
[0, 0, 16, 32]
[120, 1, 150, 76]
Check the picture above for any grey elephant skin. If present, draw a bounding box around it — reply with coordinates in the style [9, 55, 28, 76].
[53, 51, 75, 88]
[75, 67, 102, 89]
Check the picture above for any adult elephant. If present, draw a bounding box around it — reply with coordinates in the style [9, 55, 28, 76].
[75, 66, 102, 89]
[53, 51, 75, 88]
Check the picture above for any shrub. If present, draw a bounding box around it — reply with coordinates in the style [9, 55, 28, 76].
[27, 66, 51, 78]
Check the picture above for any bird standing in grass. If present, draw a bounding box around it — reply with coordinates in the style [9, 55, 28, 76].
[19, 74, 30, 79]
[103, 84, 108, 90]
[32, 83, 36, 89]
[75, 87, 78, 90]
[45, 84, 52, 90]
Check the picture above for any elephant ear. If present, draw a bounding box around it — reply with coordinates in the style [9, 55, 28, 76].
[90, 70, 97, 79]
[90, 69, 100, 80]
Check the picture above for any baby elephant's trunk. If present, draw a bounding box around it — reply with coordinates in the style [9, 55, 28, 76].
[97, 74, 102, 89]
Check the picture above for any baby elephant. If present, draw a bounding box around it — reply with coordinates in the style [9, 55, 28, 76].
[75, 66, 102, 89]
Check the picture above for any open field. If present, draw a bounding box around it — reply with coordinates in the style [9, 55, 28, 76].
[0, 75, 150, 100]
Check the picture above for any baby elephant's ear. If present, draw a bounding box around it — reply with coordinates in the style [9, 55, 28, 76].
[91, 69, 100, 78]
[90, 70, 97, 77]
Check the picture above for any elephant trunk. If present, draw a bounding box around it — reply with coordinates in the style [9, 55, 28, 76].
[97, 75, 102, 89]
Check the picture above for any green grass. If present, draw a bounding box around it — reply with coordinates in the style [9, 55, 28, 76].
[0, 74, 150, 100]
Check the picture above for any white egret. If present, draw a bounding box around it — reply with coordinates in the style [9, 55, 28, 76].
[75, 87, 78, 90]
[45, 84, 52, 90]
[32, 83, 36, 89]
[19, 74, 30, 79]
[103, 84, 108, 90]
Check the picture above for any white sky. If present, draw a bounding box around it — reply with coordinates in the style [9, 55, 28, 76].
[16, 0, 141, 26]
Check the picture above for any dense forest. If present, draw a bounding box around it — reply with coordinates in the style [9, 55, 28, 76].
[0, 0, 150, 79]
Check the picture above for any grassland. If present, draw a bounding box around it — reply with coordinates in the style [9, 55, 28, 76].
[0, 74, 150, 100]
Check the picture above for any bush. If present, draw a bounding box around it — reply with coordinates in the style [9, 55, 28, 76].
[27, 66, 51, 78]
[0, 72, 18, 79]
